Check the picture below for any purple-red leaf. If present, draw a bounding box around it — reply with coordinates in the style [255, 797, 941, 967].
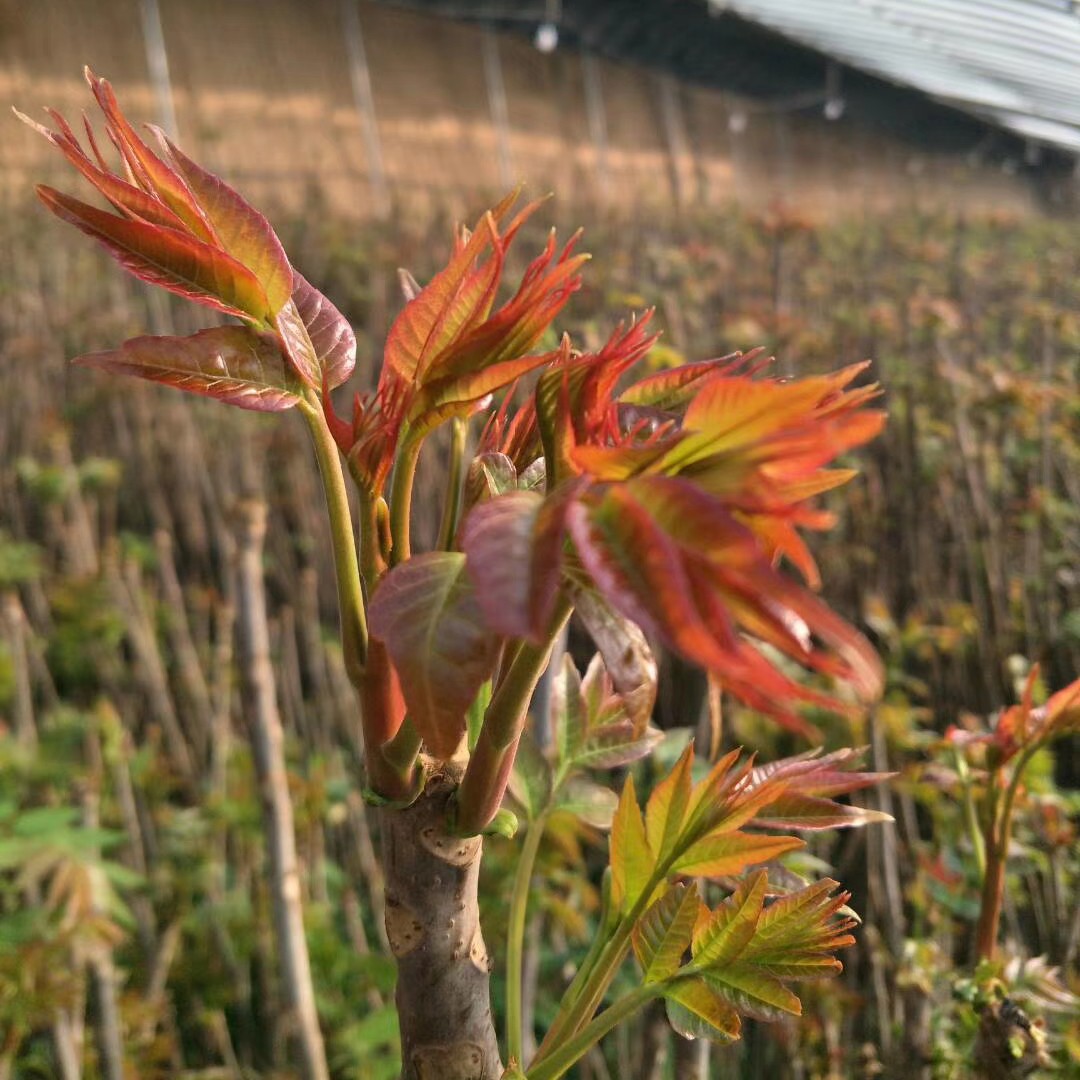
[73, 327, 302, 411]
[288, 272, 357, 390]
[368, 552, 500, 760]
[462, 489, 570, 641]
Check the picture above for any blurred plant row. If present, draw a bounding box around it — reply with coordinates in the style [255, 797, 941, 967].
[0, 199, 1077, 1077]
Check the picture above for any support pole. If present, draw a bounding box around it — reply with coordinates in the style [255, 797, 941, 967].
[342, 0, 390, 218]
[482, 28, 514, 193]
[656, 73, 692, 208]
[139, 0, 179, 140]
[582, 53, 610, 206]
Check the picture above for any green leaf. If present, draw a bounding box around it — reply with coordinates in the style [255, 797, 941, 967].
[665, 978, 741, 1043]
[645, 743, 694, 864]
[74, 327, 302, 411]
[610, 774, 653, 913]
[701, 965, 802, 1023]
[632, 882, 699, 983]
[509, 733, 553, 822]
[551, 652, 587, 769]
[672, 832, 804, 878]
[691, 870, 767, 968]
[553, 777, 618, 829]
[369, 552, 501, 759]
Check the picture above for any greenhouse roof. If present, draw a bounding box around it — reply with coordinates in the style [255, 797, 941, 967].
[385, 0, 1080, 164]
[712, 0, 1080, 154]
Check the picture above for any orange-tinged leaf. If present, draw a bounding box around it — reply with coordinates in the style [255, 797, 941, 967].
[665, 978, 742, 1043]
[85, 69, 215, 240]
[383, 192, 526, 383]
[632, 882, 699, 983]
[153, 130, 293, 314]
[15, 106, 190, 232]
[646, 744, 694, 863]
[368, 552, 500, 760]
[73, 327, 301, 411]
[620, 351, 763, 410]
[672, 831, 804, 878]
[691, 870, 767, 968]
[37, 186, 272, 322]
[610, 774, 653, 912]
[407, 349, 556, 437]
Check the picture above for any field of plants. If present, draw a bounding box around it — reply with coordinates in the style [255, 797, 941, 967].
[1, 175, 1078, 1080]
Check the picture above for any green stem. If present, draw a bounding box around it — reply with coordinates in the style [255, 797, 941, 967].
[527, 983, 663, 1080]
[534, 869, 665, 1060]
[299, 398, 367, 679]
[455, 601, 572, 834]
[436, 418, 467, 551]
[388, 432, 422, 565]
[954, 747, 986, 878]
[973, 744, 1039, 962]
[507, 810, 549, 1065]
[381, 716, 422, 782]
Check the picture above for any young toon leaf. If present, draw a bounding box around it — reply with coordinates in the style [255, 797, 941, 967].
[610, 774, 654, 913]
[552, 777, 618, 829]
[368, 552, 500, 760]
[691, 870, 768, 968]
[548, 653, 662, 776]
[461, 488, 571, 642]
[748, 748, 894, 830]
[645, 744, 695, 864]
[73, 327, 303, 412]
[671, 831, 804, 878]
[632, 881, 699, 983]
[148, 127, 294, 314]
[24, 71, 355, 395]
[291, 271, 357, 390]
[699, 965, 802, 1024]
[665, 979, 742, 1043]
[570, 585, 657, 731]
[23, 72, 291, 323]
[35, 187, 274, 322]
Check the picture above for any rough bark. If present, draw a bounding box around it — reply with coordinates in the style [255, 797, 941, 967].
[379, 764, 502, 1080]
[235, 500, 330, 1080]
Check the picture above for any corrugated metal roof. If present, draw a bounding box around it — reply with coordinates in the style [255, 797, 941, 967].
[712, 0, 1080, 153]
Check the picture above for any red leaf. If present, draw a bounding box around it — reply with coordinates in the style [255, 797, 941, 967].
[73, 327, 302, 411]
[37, 186, 272, 322]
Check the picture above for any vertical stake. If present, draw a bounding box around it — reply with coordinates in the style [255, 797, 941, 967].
[139, 0, 179, 140]
[656, 73, 691, 208]
[582, 52, 609, 206]
[482, 28, 515, 192]
[342, 0, 390, 218]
